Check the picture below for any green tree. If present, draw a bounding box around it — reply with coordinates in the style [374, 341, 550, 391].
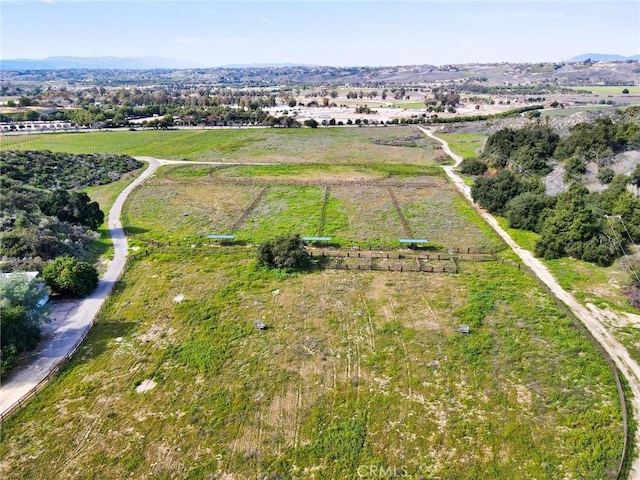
[43, 256, 99, 297]
[611, 192, 640, 243]
[257, 235, 311, 271]
[39, 190, 104, 230]
[471, 170, 524, 214]
[0, 274, 49, 375]
[459, 158, 488, 175]
[597, 167, 615, 184]
[564, 156, 587, 182]
[304, 119, 319, 128]
[505, 192, 555, 232]
[535, 184, 614, 265]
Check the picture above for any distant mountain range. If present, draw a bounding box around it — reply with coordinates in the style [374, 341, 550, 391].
[0, 56, 202, 70]
[1, 54, 639, 71]
[566, 53, 640, 63]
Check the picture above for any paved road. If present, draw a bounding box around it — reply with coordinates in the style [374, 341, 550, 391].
[420, 126, 640, 478]
[0, 158, 161, 416]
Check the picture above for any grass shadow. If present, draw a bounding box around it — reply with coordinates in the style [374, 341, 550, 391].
[74, 320, 138, 361]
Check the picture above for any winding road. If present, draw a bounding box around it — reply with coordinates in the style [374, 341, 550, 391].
[420, 126, 640, 478]
[0, 158, 159, 417]
[2, 136, 639, 477]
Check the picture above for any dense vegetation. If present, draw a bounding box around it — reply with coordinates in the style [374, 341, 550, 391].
[1, 150, 142, 190]
[472, 110, 640, 266]
[0, 151, 141, 271]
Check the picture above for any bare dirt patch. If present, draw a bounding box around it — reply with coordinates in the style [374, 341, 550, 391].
[136, 379, 156, 393]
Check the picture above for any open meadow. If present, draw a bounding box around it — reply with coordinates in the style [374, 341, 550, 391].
[0, 250, 624, 479]
[0, 126, 629, 479]
[122, 164, 501, 250]
[0, 126, 443, 164]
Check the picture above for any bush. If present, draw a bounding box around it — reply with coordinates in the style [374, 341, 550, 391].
[597, 167, 615, 184]
[257, 235, 311, 271]
[459, 158, 488, 175]
[43, 256, 99, 297]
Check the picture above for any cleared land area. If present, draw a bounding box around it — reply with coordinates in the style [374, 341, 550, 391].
[0, 127, 627, 479]
[123, 164, 499, 250]
[0, 250, 624, 479]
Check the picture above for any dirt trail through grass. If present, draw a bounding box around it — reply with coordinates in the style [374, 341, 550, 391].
[420, 126, 640, 478]
[0, 156, 277, 420]
[0, 158, 161, 417]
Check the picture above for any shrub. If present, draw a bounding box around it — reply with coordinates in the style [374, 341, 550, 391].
[257, 235, 311, 271]
[459, 158, 488, 175]
[43, 256, 99, 297]
[597, 167, 615, 184]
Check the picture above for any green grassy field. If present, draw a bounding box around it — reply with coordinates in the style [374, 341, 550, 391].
[121, 164, 503, 250]
[0, 127, 442, 164]
[434, 132, 486, 158]
[0, 251, 623, 479]
[0, 126, 629, 479]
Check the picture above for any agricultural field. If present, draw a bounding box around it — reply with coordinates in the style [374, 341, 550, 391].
[0, 251, 624, 479]
[122, 164, 502, 250]
[0, 126, 444, 165]
[0, 125, 631, 479]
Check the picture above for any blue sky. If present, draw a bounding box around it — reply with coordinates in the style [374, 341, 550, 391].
[1, 1, 638, 66]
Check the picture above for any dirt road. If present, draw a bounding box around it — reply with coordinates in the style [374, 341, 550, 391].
[419, 126, 640, 478]
[0, 158, 161, 417]
[0, 157, 278, 418]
